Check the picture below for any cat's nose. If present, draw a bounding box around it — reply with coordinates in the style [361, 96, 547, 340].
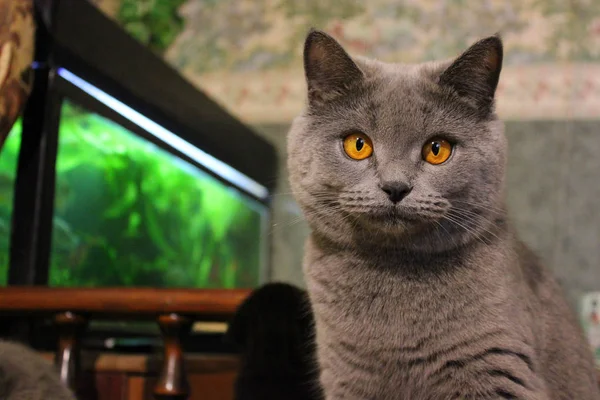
[380, 181, 412, 204]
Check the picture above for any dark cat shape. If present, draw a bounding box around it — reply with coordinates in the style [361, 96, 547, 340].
[226, 282, 323, 400]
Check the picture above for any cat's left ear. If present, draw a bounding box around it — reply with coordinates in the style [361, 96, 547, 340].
[439, 35, 503, 114]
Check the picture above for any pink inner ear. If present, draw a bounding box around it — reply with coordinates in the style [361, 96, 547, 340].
[484, 50, 499, 72]
[308, 43, 327, 67]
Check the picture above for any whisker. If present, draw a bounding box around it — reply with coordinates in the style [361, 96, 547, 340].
[449, 207, 498, 233]
[433, 219, 458, 249]
[449, 205, 482, 217]
[450, 199, 505, 215]
[445, 210, 500, 244]
[268, 196, 363, 236]
[442, 214, 489, 246]
[449, 208, 491, 227]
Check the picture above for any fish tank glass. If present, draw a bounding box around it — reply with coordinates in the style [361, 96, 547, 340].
[0, 120, 22, 285]
[50, 98, 267, 288]
[0, 98, 268, 289]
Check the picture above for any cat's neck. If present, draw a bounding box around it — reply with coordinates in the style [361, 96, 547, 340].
[305, 222, 516, 302]
[309, 212, 511, 269]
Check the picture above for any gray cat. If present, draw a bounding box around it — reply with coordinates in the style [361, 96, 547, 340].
[287, 29, 600, 400]
[0, 340, 76, 400]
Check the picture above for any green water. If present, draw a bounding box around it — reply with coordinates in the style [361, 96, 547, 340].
[0, 120, 20, 284]
[0, 99, 267, 288]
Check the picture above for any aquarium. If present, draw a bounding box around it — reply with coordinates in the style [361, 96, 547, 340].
[48, 98, 267, 288]
[1, 95, 269, 290]
[0, 120, 22, 285]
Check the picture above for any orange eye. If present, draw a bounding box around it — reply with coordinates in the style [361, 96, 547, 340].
[422, 138, 452, 165]
[343, 133, 373, 160]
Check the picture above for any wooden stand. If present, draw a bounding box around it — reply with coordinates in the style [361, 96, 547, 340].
[54, 312, 88, 391]
[154, 314, 193, 400]
[0, 287, 250, 399]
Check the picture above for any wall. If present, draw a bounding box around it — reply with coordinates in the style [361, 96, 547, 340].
[505, 121, 600, 304]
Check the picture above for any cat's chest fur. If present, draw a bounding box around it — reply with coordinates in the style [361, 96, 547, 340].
[304, 235, 539, 399]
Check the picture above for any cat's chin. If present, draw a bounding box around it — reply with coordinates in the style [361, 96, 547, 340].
[359, 209, 430, 234]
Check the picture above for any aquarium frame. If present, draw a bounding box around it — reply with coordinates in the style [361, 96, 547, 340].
[8, 4, 60, 287]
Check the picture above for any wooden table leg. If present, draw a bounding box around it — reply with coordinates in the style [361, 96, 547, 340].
[154, 313, 193, 400]
[54, 312, 87, 391]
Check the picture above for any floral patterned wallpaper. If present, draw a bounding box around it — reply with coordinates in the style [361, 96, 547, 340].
[166, 0, 600, 72]
[94, 0, 600, 124]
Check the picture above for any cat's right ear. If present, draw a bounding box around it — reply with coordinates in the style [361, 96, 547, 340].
[303, 29, 364, 105]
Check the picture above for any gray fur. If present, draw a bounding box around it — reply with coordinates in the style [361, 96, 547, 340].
[0, 341, 75, 400]
[288, 30, 600, 400]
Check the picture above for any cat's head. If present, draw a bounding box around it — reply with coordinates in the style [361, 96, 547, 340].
[287, 30, 507, 252]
